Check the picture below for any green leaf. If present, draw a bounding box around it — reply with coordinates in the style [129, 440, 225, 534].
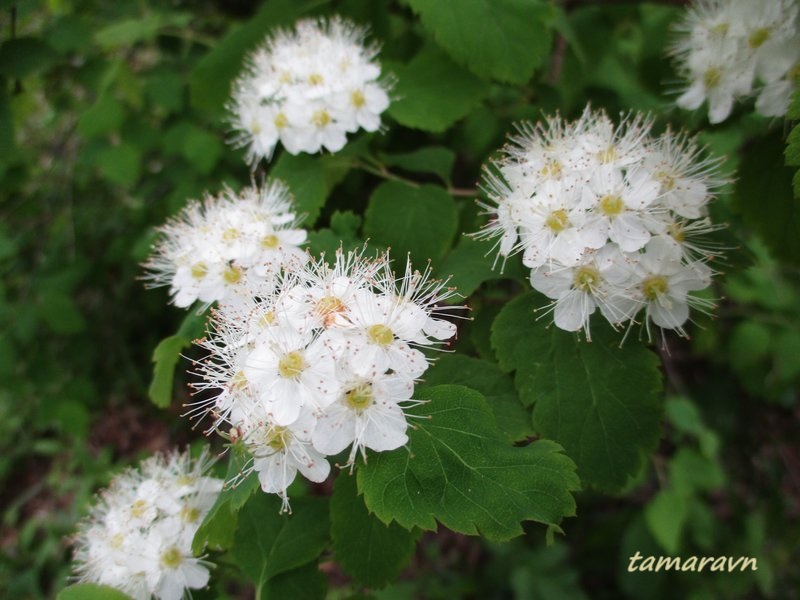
[491, 292, 663, 491]
[0, 38, 58, 78]
[38, 293, 86, 335]
[644, 487, 688, 555]
[307, 210, 363, 258]
[260, 561, 327, 600]
[381, 147, 456, 185]
[331, 474, 419, 588]
[406, 0, 552, 84]
[364, 181, 457, 264]
[148, 335, 186, 409]
[77, 95, 126, 139]
[357, 385, 579, 541]
[422, 354, 534, 443]
[438, 236, 525, 300]
[94, 14, 190, 49]
[189, 0, 328, 113]
[192, 445, 259, 554]
[231, 493, 330, 590]
[181, 127, 223, 174]
[47, 16, 93, 54]
[734, 131, 800, 264]
[387, 44, 487, 133]
[97, 143, 141, 187]
[57, 583, 133, 600]
[271, 153, 350, 226]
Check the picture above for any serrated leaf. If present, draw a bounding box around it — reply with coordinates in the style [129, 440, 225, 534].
[189, 0, 328, 113]
[422, 354, 534, 442]
[230, 493, 330, 590]
[438, 236, 526, 300]
[387, 44, 487, 133]
[271, 153, 349, 226]
[734, 131, 800, 263]
[491, 292, 663, 491]
[331, 474, 419, 588]
[406, 0, 552, 84]
[381, 146, 456, 185]
[357, 385, 579, 541]
[57, 583, 133, 600]
[644, 487, 688, 555]
[364, 181, 457, 263]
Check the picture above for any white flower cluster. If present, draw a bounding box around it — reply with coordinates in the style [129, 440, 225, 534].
[190, 248, 459, 511]
[230, 17, 391, 163]
[477, 107, 724, 340]
[144, 179, 307, 309]
[71, 449, 223, 600]
[671, 0, 800, 123]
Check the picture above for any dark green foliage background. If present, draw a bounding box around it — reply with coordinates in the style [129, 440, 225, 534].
[1, 0, 799, 598]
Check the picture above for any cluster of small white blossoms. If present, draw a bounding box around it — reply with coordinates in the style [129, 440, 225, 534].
[189, 248, 459, 511]
[71, 449, 223, 600]
[476, 107, 724, 340]
[144, 179, 307, 309]
[671, 0, 800, 123]
[230, 17, 391, 163]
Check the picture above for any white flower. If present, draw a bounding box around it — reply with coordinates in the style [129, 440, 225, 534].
[671, 0, 800, 121]
[143, 179, 307, 309]
[71, 449, 222, 600]
[474, 105, 724, 339]
[230, 16, 391, 163]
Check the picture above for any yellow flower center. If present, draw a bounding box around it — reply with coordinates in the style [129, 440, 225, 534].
[574, 266, 601, 292]
[667, 222, 685, 243]
[278, 351, 306, 379]
[351, 89, 366, 108]
[598, 145, 617, 164]
[748, 27, 771, 49]
[315, 296, 345, 316]
[367, 324, 393, 347]
[266, 426, 291, 451]
[191, 263, 207, 279]
[258, 310, 276, 328]
[130, 499, 148, 518]
[308, 73, 324, 85]
[231, 371, 248, 390]
[261, 234, 279, 248]
[251, 120, 261, 135]
[345, 383, 373, 412]
[161, 546, 183, 569]
[642, 276, 669, 300]
[180, 505, 201, 523]
[539, 159, 563, 178]
[599, 194, 624, 217]
[655, 169, 676, 191]
[222, 227, 240, 242]
[312, 109, 331, 127]
[545, 209, 569, 233]
[110, 533, 125, 549]
[703, 68, 721, 89]
[274, 112, 288, 129]
[223, 265, 243, 284]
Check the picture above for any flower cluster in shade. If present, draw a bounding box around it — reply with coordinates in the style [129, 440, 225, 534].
[143, 179, 307, 309]
[230, 16, 391, 163]
[189, 248, 460, 512]
[671, 0, 800, 123]
[476, 106, 725, 340]
[71, 449, 223, 600]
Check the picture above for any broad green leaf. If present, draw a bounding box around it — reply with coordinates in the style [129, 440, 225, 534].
[357, 385, 579, 541]
[77, 96, 126, 139]
[668, 448, 725, 495]
[271, 153, 350, 226]
[364, 181, 457, 264]
[189, 0, 328, 113]
[94, 16, 164, 49]
[38, 293, 86, 335]
[46, 16, 93, 54]
[307, 210, 363, 258]
[260, 561, 327, 600]
[491, 292, 663, 491]
[438, 236, 526, 300]
[331, 474, 419, 588]
[381, 146, 456, 185]
[97, 143, 140, 187]
[192, 444, 259, 554]
[180, 127, 223, 174]
[57, 583, 133, 600]
[231, 493, 330, 590]
[734, 131, 800, 264]
[0, 38, 58, 78]
[644, 487, 688, 555]
[406, 0, 552, 84]
[387, 44, 487, 133]
[422, 354, 534, 442]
